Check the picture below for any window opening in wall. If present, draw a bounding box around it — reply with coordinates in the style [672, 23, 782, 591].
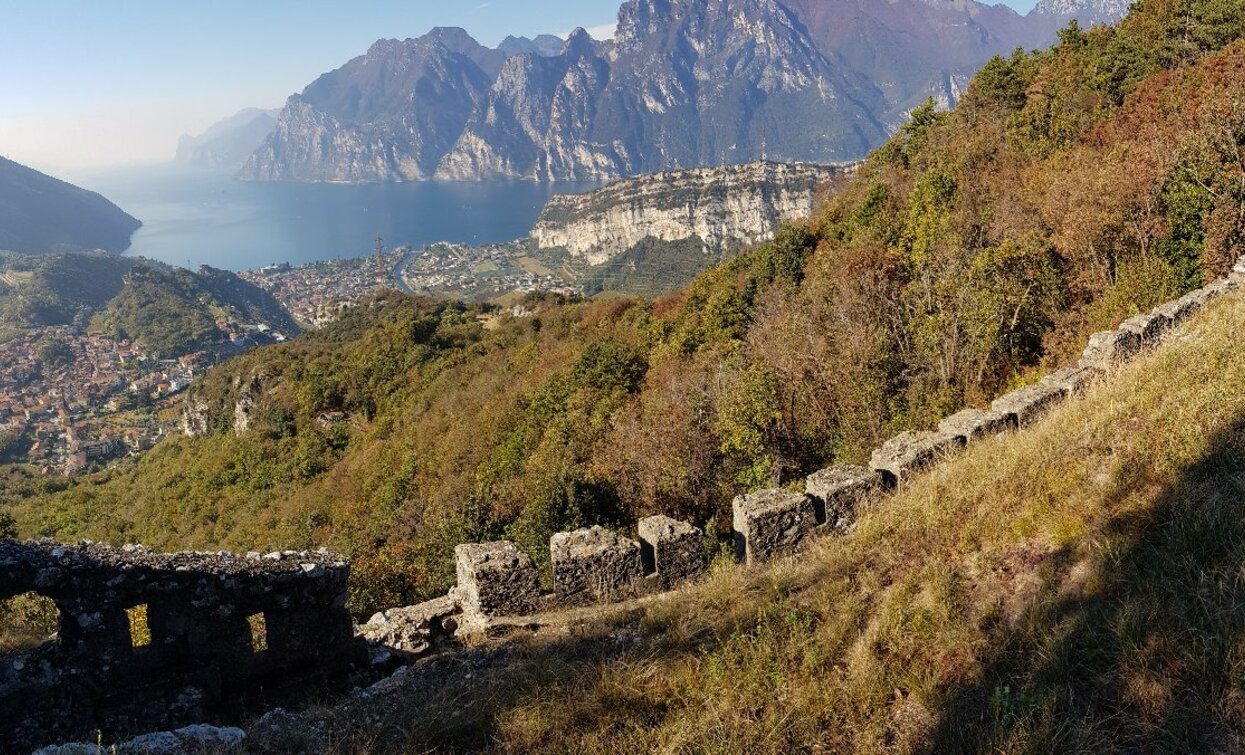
[126, 604, 151, 648]
[0, 592, 59, 653]
[247, 612, 268, 652]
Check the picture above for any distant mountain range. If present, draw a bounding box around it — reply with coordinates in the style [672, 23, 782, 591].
[238, 0, 1127, 184]
[0, 157, 141, 255]
[175, 108, 281, 169]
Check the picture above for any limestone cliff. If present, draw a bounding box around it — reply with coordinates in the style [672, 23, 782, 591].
[530, 161, 843, 265]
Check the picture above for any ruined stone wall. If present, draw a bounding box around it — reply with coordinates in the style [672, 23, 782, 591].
[0, 542, 365, 753]
[403, 259, 1245, 633]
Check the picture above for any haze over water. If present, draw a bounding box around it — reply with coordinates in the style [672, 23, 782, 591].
[71, 165, 597, 271]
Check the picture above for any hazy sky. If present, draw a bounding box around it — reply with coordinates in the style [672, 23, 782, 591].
[0, 0, 1040, 174]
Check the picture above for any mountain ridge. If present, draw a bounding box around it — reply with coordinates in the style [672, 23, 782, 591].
[238, 0, 1126, 184]
[0, 158, 141, 255]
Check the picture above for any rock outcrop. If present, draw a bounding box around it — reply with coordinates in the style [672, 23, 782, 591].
[530, 161, 841, 265]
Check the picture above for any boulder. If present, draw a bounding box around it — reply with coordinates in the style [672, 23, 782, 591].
[550, 526, 645, 606]
[638, 515, 706, 588]
[732, 489, 817, 564]
[361, 594, 460, 657]
[804, 464, 881, 532]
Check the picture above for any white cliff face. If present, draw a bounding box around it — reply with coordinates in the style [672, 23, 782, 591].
[531, 161, 842, 265]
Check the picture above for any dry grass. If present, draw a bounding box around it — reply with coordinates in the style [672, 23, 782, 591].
[267, 292, 1245, 754]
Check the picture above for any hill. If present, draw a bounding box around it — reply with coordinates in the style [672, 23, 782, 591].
[239, 0, 1122, 183]
[7, 0, 1242, 627]
[0, 253, 299, 355]
[0, 158, 140, 255]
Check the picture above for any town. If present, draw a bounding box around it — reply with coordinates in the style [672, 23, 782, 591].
[238, 249, 406, 327]
[240, 240, 580, 329]
[0, 327, 197, 476]
[398, 240, 578, 303]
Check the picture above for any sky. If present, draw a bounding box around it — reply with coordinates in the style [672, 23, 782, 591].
[0, 0, 1040, 174]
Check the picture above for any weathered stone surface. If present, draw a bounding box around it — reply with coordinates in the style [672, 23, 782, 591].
[454, 541, 542, 620]
[1079, 329, 1141, 371]
[34, 725, 246, 755]
[361, 594, 461, 657]
[732, 489, 817, 564]
[938, 409, 1014, 444]
[991, 383, 1067, 427]
[1152, 296, 1202, 326]
[1040, 365, 1100, 396]
[804, 464, 880, 532]
[637, 515, 706, 588]
[1119, 311, 1171, 345]
[550, 527, 645, 607]
[869, 431, 962, 487]
[1, 540, 363, 754]
[531, 162, 843, 265]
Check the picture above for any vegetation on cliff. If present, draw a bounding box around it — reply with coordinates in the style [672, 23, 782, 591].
[6, 0, 1245, 624]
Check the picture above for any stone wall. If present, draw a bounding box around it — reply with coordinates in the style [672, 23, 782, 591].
[432, 260, 1245, 625]
[0, 541, 365, 753]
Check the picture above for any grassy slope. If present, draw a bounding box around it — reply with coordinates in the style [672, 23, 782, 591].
[310, 289, 1245, 753]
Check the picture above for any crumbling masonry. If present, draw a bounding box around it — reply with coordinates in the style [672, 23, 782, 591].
[0, 542, 364, 753]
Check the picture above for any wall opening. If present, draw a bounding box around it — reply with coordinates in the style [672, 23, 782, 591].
[247, 613, 268, 652]
[0, 592, 59, 653]
[126, 604, 152, 648]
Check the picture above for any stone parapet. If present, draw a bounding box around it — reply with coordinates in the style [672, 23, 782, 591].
[732, 489, 817, 564]
[804, 464, 881, 532]
[550, 526, 646, 607]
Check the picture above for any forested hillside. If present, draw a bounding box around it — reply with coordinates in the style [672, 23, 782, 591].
[8, 0, 1245, 619]
[0, 253, 299, 354]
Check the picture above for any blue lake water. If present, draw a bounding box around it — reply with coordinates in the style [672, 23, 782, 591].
[70, 165, 597, 272]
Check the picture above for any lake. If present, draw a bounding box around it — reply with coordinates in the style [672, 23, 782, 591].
[70, 165, 598, 272]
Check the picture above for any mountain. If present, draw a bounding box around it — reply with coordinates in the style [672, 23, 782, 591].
[497, 34, 565, 57]
[239, 0, 1127, 184]
[0, 158, 141, 255]
[239, 28, 502, 182]
[0, 252, 299, 356]
[175, 107, 280, 169]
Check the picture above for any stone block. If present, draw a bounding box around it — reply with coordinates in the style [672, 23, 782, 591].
[938, 408, 1013, 444]
[731, 489, 817, 564]
[1079, 329, 1141, 371]
[454, 541, 541, 619]
[1040, 365, 1099, 396]
[869, 431, 962, 487]
[991, 382, 1067, 427]
[550, 526, 644, 606]
[363, 594, 461, 657]
[638, 515, 706, 588]
[1152, 296, 1202, 327]
[804, 464, 881, 532]
[1119, 311, 1171, 345]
